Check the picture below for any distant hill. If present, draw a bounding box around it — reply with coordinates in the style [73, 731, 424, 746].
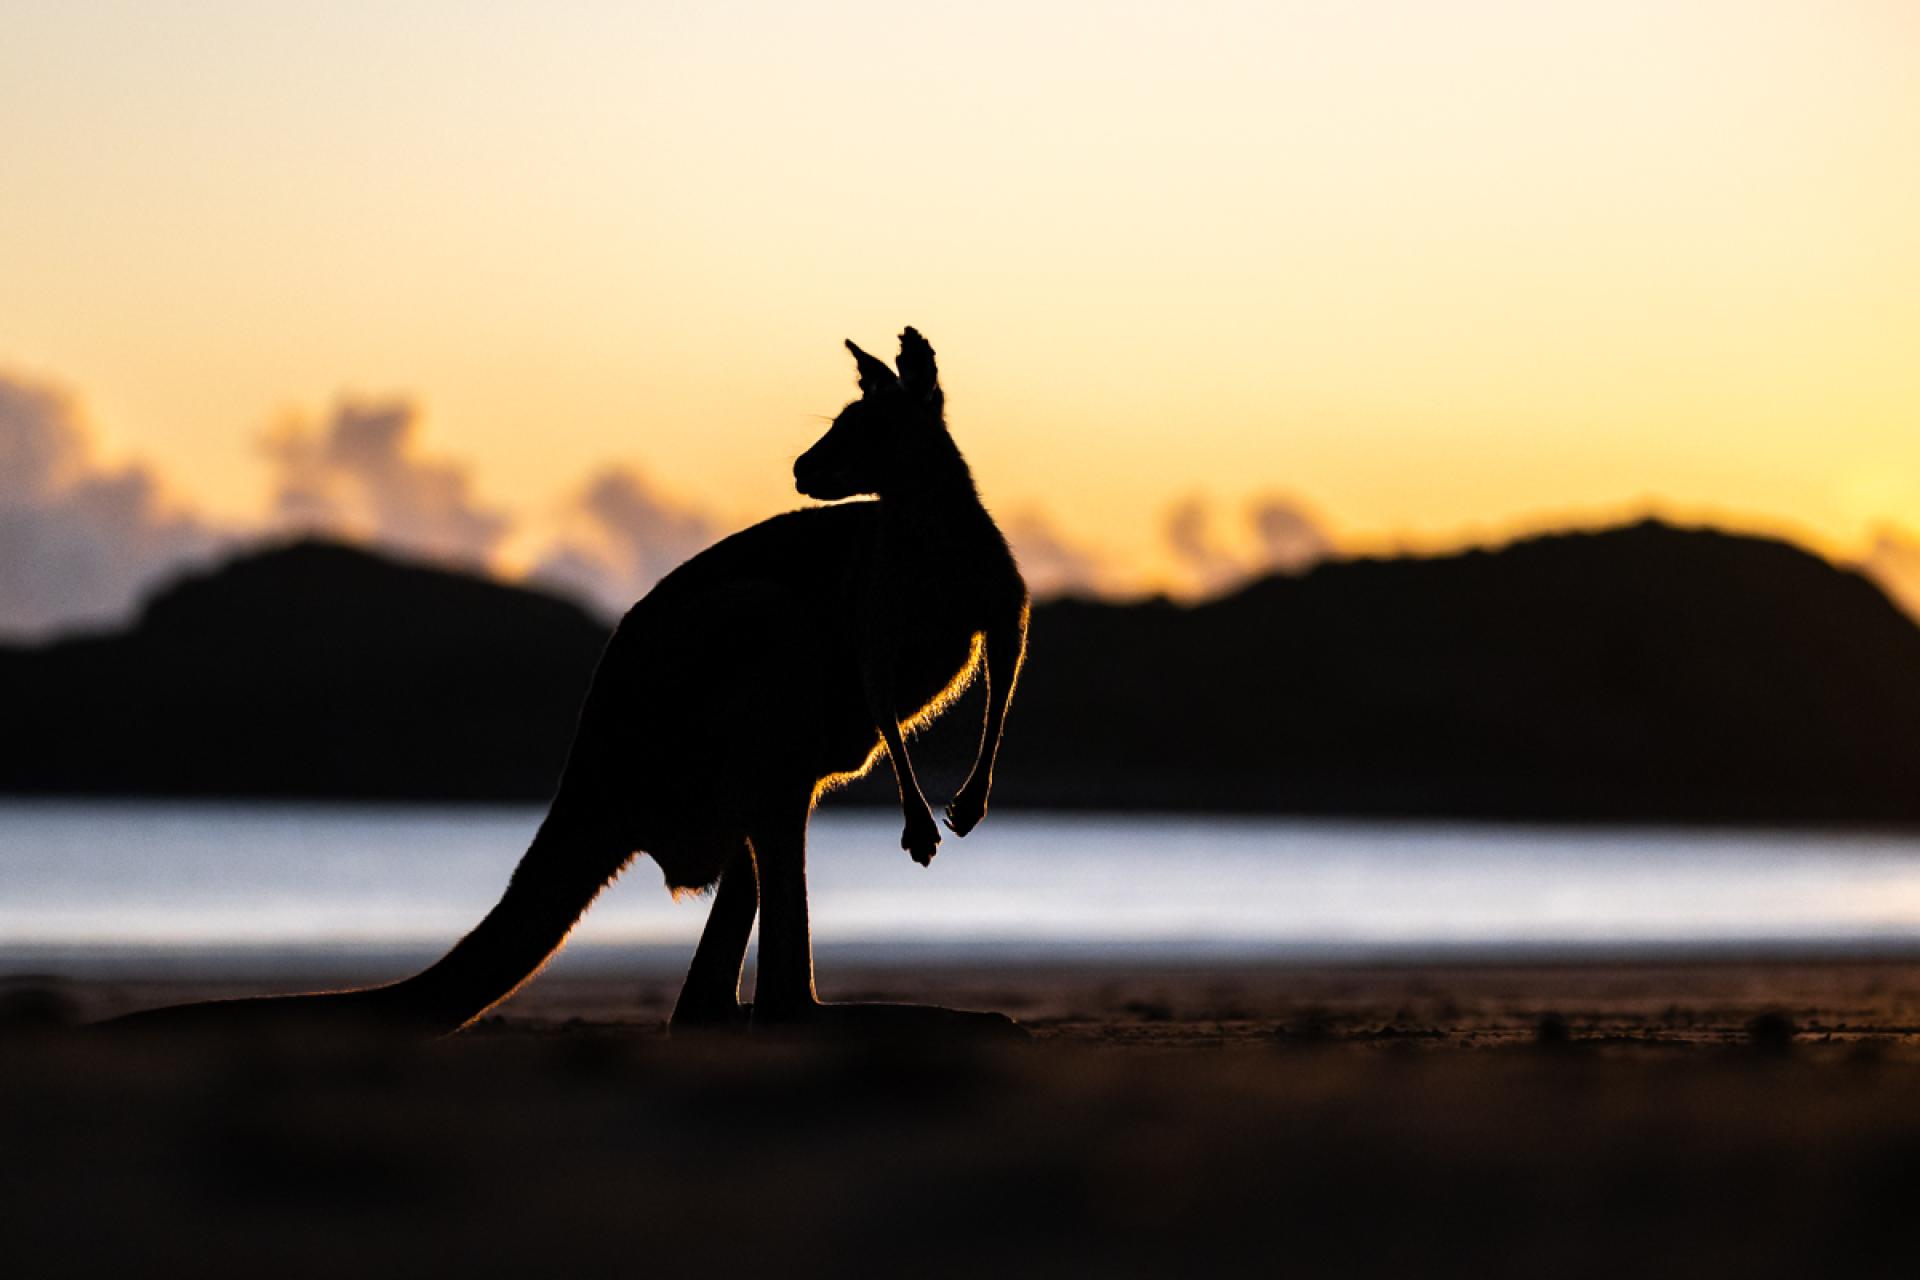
[5, 521, 1920, 824]
[989, 520, 1920, 823]
[0, 541, 610, 802]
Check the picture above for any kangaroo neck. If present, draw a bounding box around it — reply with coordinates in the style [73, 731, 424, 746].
[875, 453, 988, 546]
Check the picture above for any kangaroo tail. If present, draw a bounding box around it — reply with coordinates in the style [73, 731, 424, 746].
[101, 777, 636, 1039]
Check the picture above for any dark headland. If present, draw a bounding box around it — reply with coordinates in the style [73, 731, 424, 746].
[5, 517, 1920, 824]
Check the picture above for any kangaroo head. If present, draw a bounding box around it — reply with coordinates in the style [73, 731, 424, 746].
[794, 327, 948, 501]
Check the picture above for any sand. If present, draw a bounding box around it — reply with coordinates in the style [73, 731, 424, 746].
[7, 958, 1920, 1277]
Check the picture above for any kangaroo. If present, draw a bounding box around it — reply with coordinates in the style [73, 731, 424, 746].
[107, 328, 1030, 1039]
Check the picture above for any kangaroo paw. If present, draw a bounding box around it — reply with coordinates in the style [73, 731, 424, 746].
[902, 814, 941, 866]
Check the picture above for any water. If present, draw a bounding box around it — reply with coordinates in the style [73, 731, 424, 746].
[6, 800, 1920, 969]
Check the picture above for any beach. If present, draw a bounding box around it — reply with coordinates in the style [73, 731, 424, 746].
[8, 957, 1920, 1277]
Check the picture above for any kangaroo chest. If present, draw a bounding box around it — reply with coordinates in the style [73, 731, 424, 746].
[879, 550, 1000, 649]
[866, 525, 1003, 706]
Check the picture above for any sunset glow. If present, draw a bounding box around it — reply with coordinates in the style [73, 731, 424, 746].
[4, 1, 1918, 612]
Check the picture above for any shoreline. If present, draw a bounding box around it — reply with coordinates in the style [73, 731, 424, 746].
[15, 952, 1920, 1046]
[13, 933, 1920, 982]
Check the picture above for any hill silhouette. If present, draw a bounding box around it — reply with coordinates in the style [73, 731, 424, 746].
[989, 520, 1920, 823]
[5, 521, 1920, 823]
[0, 541, 609, 801]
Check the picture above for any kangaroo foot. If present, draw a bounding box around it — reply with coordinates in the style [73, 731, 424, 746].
[751, 1001, 1027, 1042]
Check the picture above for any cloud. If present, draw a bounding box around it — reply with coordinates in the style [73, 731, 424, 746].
[0, 376, 720, 636]
[529, 467, 721, 617]
[1166, 493, 1333, 597]
[1003, 509, 1112, 599]
[1165, 496, 1246, 596]
[3, 366, 1350, 641]
[0, 372, 224, 640]
[1865, 528, 1920, 623]
[262, 398, 510, 567]
[1249, 495, 1334, 575]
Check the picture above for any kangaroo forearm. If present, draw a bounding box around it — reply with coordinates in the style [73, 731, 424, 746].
[960, 617, 1027, 797]
[862, 636, 932, 816]
[960, 698, 1003, 795]
[961, 711, 1007, 801]
[880, 718, 932, 815]
[879, 709, 941, 865]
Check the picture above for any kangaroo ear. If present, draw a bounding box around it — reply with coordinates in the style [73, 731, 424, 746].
[895, 327, 941, 403]
[846, 340, 898, 398]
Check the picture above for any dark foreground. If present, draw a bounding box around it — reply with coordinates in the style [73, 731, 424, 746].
[7, 960, 1920, 1277]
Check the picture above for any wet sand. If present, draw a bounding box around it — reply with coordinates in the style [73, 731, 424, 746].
[8, 959, 1920, 1277]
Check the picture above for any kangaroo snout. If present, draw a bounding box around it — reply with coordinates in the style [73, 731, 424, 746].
[794, 457, 852, 501]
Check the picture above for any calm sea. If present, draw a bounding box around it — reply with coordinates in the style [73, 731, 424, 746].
[6, 801, 1920, 973]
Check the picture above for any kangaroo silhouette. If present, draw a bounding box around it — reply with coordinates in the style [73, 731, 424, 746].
[108, 328, 1030, 1038]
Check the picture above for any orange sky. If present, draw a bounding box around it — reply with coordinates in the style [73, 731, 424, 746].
[3, 1, 1918, 594]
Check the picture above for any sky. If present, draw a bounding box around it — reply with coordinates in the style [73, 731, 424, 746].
[3, 1, 1918, 632]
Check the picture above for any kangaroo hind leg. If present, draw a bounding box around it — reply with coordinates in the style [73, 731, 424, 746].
[668, 844, 758, 1033]
[748, 797, 1025, 1041]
